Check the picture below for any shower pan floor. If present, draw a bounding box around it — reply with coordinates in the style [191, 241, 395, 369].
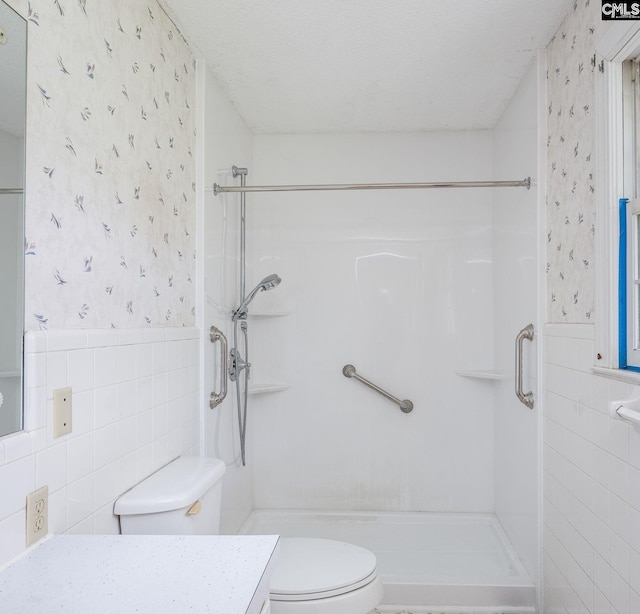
[240, 510, 535, 612]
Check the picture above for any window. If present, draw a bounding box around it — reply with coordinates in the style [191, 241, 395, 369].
[594, 25, 640, 376]
[619, 198, 640, 369]
[618, 59, 640, 370]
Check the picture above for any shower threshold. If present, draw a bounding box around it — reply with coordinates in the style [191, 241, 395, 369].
[239, 510, 535, 612]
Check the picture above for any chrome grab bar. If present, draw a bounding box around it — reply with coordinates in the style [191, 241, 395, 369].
[515, 324, 534, 409]
[342, 364, 413, 413]
[209, 325, 228, 409]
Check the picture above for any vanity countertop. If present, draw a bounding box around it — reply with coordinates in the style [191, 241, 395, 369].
[0, 534, 280, 613]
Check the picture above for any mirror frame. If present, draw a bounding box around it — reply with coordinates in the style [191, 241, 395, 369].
[0, 0, 26, 438]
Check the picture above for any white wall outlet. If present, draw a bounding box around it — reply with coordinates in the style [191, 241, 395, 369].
[26, 486, 48, 547]
[53, 386, 72, 437]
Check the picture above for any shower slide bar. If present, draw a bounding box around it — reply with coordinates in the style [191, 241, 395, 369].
[342, 364, 413, 413]
[209, 325, 228, 409]
[213, 177, 531, 195]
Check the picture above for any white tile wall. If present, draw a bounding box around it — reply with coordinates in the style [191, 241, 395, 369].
[543, 324, 640, 614]
[0, 328, 200, 568]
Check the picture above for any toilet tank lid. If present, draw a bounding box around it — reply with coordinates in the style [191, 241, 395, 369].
[114, 456, 226, 516]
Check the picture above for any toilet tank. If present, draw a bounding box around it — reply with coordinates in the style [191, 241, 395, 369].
[114, 456, 226, 535]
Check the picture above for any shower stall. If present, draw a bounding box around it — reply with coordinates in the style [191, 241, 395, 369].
[200, 56, 542, 612]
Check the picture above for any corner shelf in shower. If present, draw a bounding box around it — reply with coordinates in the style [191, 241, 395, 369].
[248, 383, 290, 395]
[456, 370, 506, 381]
[248, 310, 291, 318]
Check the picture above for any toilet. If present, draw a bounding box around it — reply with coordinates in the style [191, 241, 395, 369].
[114, 456, 383, 614]
[268, 537, 382, 614]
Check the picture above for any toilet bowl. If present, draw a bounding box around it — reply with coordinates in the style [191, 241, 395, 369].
[114, 457, 383, 614]
[269, 538, 383, 614]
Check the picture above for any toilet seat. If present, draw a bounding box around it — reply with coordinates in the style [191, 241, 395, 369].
[270, 538, 382, 610]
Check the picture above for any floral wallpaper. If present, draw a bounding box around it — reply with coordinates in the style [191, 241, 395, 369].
[7, 0, 601, 328]
[15, 0, 195, 330]
[546, 0, 602, 323]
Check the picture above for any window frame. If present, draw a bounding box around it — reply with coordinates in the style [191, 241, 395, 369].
[594, 23, 640, 376]
[617, 57, 640, 370]
[618, 197, 640, 370]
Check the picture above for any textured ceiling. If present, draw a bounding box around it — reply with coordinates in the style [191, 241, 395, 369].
[159, 0, 573, 134]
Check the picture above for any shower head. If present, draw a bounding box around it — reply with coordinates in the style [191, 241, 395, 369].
[254, 273, 281, 293]
[232, 274, 282, 321]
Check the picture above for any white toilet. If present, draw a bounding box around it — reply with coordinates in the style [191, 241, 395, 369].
[114, 456, 383, 614]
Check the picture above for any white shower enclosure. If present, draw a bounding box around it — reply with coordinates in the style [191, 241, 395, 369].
[200, 57, 542, 610]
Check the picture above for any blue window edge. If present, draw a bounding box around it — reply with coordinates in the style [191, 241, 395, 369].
[620, 198, 628, 369]
[618, 198, 640, 372]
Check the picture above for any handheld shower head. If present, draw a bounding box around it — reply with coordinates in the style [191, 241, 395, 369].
[232, 274, 282, 320]
[255, 273, 281, 292]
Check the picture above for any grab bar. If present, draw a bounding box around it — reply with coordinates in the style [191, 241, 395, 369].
[209, 325, 228, 409]
[515, 324, 534, 409]
[342, 364, 413, 413]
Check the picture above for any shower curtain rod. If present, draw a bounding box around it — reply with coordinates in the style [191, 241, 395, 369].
[0, 189, 23, 195]
[212, 177, 531, 195]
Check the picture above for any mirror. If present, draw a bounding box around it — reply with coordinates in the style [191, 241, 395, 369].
[0, 0, 26, 437]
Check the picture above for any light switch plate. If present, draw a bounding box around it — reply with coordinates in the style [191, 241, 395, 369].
[53, 386, 72, 437]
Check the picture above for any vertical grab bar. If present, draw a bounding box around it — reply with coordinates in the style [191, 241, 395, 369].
[209, 325, 228, 409]
[515, 323, 534, 409]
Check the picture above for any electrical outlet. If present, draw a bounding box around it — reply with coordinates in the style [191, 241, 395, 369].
[26, 486, 48, 547]
[53, 386, 72, 437]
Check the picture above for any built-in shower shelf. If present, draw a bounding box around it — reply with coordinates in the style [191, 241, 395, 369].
[248, 383, 290, 395]
[248, 311, 291, 318]
[456, 370, 506, 381]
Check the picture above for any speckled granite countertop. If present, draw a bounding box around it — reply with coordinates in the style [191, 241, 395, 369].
[0, 534, 280, 613]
